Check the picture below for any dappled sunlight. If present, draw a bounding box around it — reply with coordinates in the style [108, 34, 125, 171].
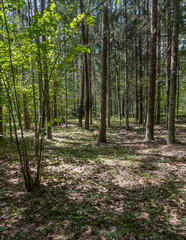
[0, 121, 185, 239]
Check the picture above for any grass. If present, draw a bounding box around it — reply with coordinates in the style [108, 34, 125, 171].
[0, 117, 185, 240]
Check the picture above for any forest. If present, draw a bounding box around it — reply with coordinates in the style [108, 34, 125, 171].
[0, 0, 185, 239]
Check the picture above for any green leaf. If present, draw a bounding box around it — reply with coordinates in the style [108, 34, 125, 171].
[85, 15, 95, 26]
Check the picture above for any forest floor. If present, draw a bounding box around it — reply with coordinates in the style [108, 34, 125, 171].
[0, 117, 186, 240]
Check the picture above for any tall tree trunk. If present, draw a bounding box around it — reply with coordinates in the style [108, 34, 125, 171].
[89, 53, 92, 124]
[177, 68, 179, 119]
[108, 19, 111, 128]
[134, 3, 139, 123]
[2, 0, 34, 191]
[73, 62, 78, 117]
[79, 0, 89, 130]
[76, 60, 80, 118]
[167, 0, 179, 144]
[41, 0, 52, 139]
[166, 0, 172, 129]
[138, 4, 143, 124]
[124, 0, 129, 130]
[33, 0, 43, 126]
[99, 2, 108, 142]
[122, 92, 125, 117]
[17, 4, 29, 130]
[116, 58, 121, 125]
[145, 0, 150, 123]
[53, 78, 58, 126]
[156, 5, 161, 124]
[65, 70, 68, 127]
[79, 62, 84, 127]
[9, 108, 13, 141]
[93, 62, 97, 117]
[145, 0, 158, 140]
[114, 4, 121, 125]
[108, 35, 111, 127]
[22, 67, 30, 130]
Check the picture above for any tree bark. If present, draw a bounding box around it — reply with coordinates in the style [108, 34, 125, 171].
[138, 4, 143, 124]
[89, 53, 92, 124]
[41, 0, 52, 139]
[114, 4, 121, 125]
[145, 0, 158, 140]
[33, 0, 43, 126]
[53, 78, 58, 126]
[17, 4, 30, 130]
[134, 3, 139, 123]
[166, 0, 172, 129]
[79, 0, 90, 130]
[99, 2, 108, 142]
[93, 62, 97, 117]
[167, 0, 179, 144]
[79, 62, 85, 127]
[124, 0, 129, 130]
[107, 28, 111, 128]
[145, 0, 150, 123]
[122, 92, 125, 117]
[177, 68, 179, 119]
[9, 109, 13, 141]
[22, 67, 30, 130]
[156, 5, 161, 124]
[65, 70, 68, 127]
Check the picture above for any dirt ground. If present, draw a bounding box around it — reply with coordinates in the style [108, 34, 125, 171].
[0, 118, 185, 240]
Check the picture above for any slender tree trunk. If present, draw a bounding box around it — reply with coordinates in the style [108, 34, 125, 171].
[93, 62, 97, 117]
[134, 5, 139, 123]
[60, 94, 65, 124]
[114, 4, 121, 125]
[167, 0, 179, 144]
[124, 0, 129, 130]
[89, 53, 92, 124]
[117, 56, 122, 126]
[2, 0, 34, 191]
[53, 20, 58, 124]
[177, 68, 179, 119]
[76, 60, 80, 118]
[122, 92, 125, 117]
[138, 4, 143, 124]
[145, 0, 150, 123]
[156, 6, 161, 124]
[17, 3, 30, 131]
[79, 0, 89, 130]
[84, 42, 90, 129]
[107, 17, 112, 127]
[9, 109, 13, 141]
[145, 0, 158, 140]
[33, 0, 43, 125]
[53, 78, 58, 126]
[79, 62, 85, 127]
[73, 63, 77, 117]
[41, 0, 52, 139]
[99, 2, 108, 142]
[166, 0, 172, 129]
[22, 67, 30, 130]
[65, 70, 68, 127]
[108, 23, 111, 128]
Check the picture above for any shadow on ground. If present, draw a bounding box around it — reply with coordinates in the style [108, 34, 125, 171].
[0, 120, 185, 240]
